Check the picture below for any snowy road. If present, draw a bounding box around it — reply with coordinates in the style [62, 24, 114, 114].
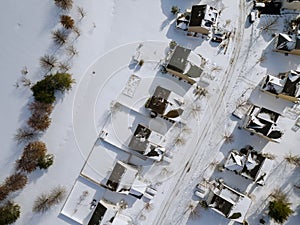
[151, 0, 248, 224]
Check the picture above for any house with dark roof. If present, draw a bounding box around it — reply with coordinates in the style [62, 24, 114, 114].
[260, 70, 300, 103]
[273, 26, 300, 56]
[176, 5, 219, 35]
[106, 161, 139, 194]
[165, 45, 205, 84]
[224, 147, 273, 186]
[128, 124, 166, 161]
[88, 199, 132, 225]
[205, 180, 251, 223]
[145, 86, 184, 122]
[243, 105, 284, 142]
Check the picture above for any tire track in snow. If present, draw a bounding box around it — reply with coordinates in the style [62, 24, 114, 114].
[152, 0, 246, 224]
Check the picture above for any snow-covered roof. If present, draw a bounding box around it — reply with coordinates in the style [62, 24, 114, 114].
[244, 105, 284, 142]
[224, 148, 273, 185]
[60, 178, 105, 225]
[208, 181, 252, 223]
[106, 161, 138, 193]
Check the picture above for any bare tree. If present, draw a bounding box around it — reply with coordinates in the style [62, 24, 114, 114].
[60, 15, 74, 29]
[174, 135, 186, 146]
[48, 186, 67, 205]
[193, 86, 208, 100]
[54, 0, 73, 11]
[4, 173, 28, 192]
[32, 193, 49, 213]
[72, 26, 81, 38]
[284, 154, 300, 167]
[223, 132, 234, 144]
[66, 45, 78, 57]
[21, 77, 32, 87]
[58, 61, 71, 73]
[77, 6, 86, 20]
[16, 141, 47, 173]
[21, 66, 28, 75]
[40, 55, 57, 71]
[14, 128, 39, 144]
[52, 29, 68, 46]
[33, 186, 66, 213]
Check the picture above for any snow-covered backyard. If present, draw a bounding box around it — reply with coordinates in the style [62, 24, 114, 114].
[0, 0, 299, 225]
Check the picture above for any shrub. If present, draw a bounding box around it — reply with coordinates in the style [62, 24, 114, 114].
[17, 141, 47, 173]
[38, 154, 54, 169]
[27, 113, 51, 132]
[268, 198, 293, 224]
[171, 6, 179, 15]
[4, 173, 28, 192]
[169, 40, 177, 49]
[32, 193, 49, 213]
[29, 101, 53, 116]
[54, 0, 73, 11]
[229, 212, 241, 219]
[31, 73, 74, 104]
[0, 185, 10, 202]
[138, 59, 144, 66]
[60, 15, 74, 29]
[0, 201, 21, 225]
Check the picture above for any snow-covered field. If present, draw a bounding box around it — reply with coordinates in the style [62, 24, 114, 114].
[0, 0, 299, 225]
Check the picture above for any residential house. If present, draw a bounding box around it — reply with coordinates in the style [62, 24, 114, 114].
[243, 105, 284, 142]
[205, 180, 251, 223]
[145, 86, 184, 121]
[105, 160, 147, 198]
[88, 199, 132, 225]
[224, 146, 273, 186]
[260, 70, 300, 103]
[176, 5, 219, 35]
[165, 45, 206, 84]
[128, 124, 166, 161]
[273, 26, 300, 56]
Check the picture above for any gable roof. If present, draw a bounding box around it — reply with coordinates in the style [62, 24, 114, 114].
[166, 46, 191, 73]
[106, 161, 138, 193]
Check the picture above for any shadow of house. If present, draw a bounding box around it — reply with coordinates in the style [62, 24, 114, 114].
[243, 104, 284, 143]
[260, 70, 300, 103]
[164, 45, 206, 85]
[224, 147, 273, 186]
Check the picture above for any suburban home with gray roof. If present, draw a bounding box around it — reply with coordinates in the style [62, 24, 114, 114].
[165, 45, 206, 84]
[280, 0, 300, 10]
[260, 70, 300, 103]
[176, 5, 219, 35]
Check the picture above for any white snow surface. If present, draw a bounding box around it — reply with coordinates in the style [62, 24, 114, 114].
[0, 0, 300, 225]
